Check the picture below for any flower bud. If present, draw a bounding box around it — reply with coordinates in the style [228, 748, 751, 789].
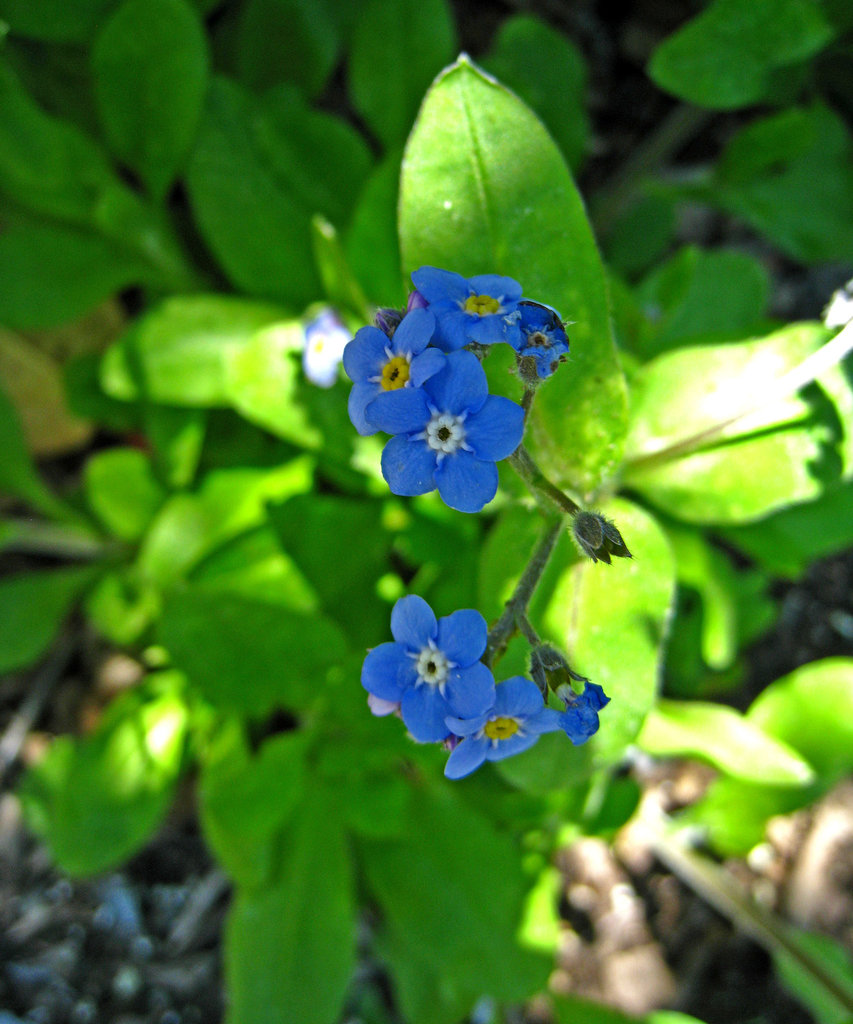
[529, 643, 589, 695]
[374, 306, 404, 338]
[572, 511, 631, 564]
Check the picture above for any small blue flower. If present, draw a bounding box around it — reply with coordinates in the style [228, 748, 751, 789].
[302, 309, 351, 388]
[343, 308, 446, 435]
[444, 676, 562, 779]
[515, 301, 570, 378]
[411, 266, 523, 352]
[361, 595, 496, 743]
[366, 349, 524, 513]
[558, 682, 610, 745]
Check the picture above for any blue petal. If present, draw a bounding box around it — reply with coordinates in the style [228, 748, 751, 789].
[559, 705, 601, 745]
[423, 350, 488, 415]
[468, 314, 519, 346]
[467, 274, 522, 303]
[390, 307, 435, 357]
[435, 450, 498, 513]
[493, 676, 543, 718]
[411, 266, 468, 304]
[465, 396, 524, 461]
[401, 685, 451, 742]
[525, 708, 564, 735]
[390, 594, 437, 649]
[381, 435, 437, 496]
[444, 736, 489, 779]
[445, 661, 495, 718]
[445, 712, 490, 736]
[342, 326, 388, 382]
[432, 314, 471, 352]
[583, 683, 610, 712]
[409, 347, 446, 388]
[348, 381, 381, 436]
[436, 609, 487, 664]
[361, 642, 414, 701]
[485, 731, 540, 762]
[366, 387, 430, 434]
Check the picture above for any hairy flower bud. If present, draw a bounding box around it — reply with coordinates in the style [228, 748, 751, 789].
[572, 511, 631, 565]
[529, 644, 589, 695]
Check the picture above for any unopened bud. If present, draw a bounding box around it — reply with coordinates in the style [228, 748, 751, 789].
[530, 643, 589, 695]
[572, 511, 631, 565]
[374, 307, 404, 337]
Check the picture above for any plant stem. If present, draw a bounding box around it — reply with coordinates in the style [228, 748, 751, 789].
[508, 445, 581, 517]
[485, 516, 563, 667]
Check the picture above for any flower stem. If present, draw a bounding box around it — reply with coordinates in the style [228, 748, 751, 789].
[485, 516, 563, 667]
[508, 445, 580, 517]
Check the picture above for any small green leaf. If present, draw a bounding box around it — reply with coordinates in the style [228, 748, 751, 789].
[637, 699, 814, 785]
[0, 566, 97, 673]
[92, 0, 208, 199]
[649, 0, 834, 109]
[84, 448, 166, 542]
[19, 674, 188, 875]
[225, 787, 354, 1024]
[349, 0, 456, 149]
[399, 57, 627, 493]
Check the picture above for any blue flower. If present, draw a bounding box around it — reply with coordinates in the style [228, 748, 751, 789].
[361, 595, 495, 743]
[411, 267, 523, 352]
[444, 676, 562, 779]
[515, 301, 570, 378]
[302, 309, 351, 388]
[343, 308, 446, 435]
[366, 349, 524, 513]
[558, 682, 610, 745]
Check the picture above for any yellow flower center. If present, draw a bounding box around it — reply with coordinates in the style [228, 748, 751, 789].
[484, 717, 519, 740]
[464, 294, 501, 317]
[381, 355, 410, 390]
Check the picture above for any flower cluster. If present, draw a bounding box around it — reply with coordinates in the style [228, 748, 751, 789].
[362, 596, 608, 779]
[342, 266, 571, 513]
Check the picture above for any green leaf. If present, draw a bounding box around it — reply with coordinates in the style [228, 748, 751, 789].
[648, 0, 834, 109]
[482, 14, 589, 171]
[349, 0, 456, 149]
[774, 927, 853, 1024]
[399, 56, 627, 493]
[0, 0, 119, 44]
[623, 323, 847, 524]
[92, 0, 208, 199]
[0, 566, 97, 673]
[84, 448, 166, 542]
[633, 246, 771, 357]
[637, 699, 814, 785]
[310, 215, 371, 320]
[85, 567, 160, 645]
[554, 996, 709, 1024]
[360, 785, 549, 1009]
[19, 674, 188, 875]
[234, 0, 340, 97]
[225, 787, 354, 1024]
[344, 152, 406, 307]
[158, 588, 347, 715]
[100, 294, 288, 405]
[186, 77, 371, 306]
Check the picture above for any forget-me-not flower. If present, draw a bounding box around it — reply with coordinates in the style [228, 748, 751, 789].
[302, 309, 351, 388]
[444, 676, 562, 779]
[515, 300, 570, 378]
[411, 266, 523, 352]
[366, 349, 524, 513]
[558, 681, 610, 744]
[361, 595, 495, 743]
[343, 308, 446, 435]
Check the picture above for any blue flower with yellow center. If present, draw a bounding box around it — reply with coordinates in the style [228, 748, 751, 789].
[361, 595, 496, 743]
[343, 308, 446, 435]
[365, 349, 524, 513]
[515, 300, 570, 378]
[411, 266, 523, 352]
[444, 676, 562, 779]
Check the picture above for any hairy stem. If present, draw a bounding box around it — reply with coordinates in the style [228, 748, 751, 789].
[508, 445, 581, 516]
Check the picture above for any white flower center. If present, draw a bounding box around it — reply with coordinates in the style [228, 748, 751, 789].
[425, 412, 466, 454]
[415, 643, 450, 687]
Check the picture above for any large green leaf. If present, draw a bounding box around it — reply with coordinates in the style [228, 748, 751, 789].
[0, 0, 120, 42]
[92, 0, 208, 199]
[19, 674, 188, 875]
[225, 787, 354, 1024]
[349, 0, 456, 149]
[398, 56, 627, 493]
[623, 323, 849, 524]
[637, 699, 814, 785]
[649, 0, 834, 109]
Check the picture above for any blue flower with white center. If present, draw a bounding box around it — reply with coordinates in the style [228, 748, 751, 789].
[365, 349, 524, 513]
[302, 309, 351, 388]
[361, 595, 495, 743]
[515, 300, 570, 378]
[342, 308, 446, 436]
[411, 266, 524, 352]
[444, 676, 562, 779]
[557, 682, 610, 745]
